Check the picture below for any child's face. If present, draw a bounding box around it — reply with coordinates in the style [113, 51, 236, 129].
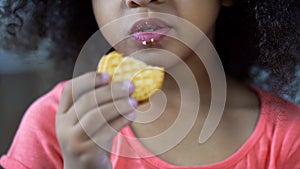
[92, 0, 223, 67]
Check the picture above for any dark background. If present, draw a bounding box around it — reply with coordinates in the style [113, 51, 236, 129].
[0, 65, 73, 158]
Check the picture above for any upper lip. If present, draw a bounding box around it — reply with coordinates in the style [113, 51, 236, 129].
[130, 18, 170, 34]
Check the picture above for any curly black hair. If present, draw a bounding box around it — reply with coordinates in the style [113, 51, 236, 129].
[0, 0, 299, 101]
[0, 0, 97, 61]
[216, 0, 299, 100]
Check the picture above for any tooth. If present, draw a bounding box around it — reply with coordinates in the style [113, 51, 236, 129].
[144, 29, 153, 32]
[140, 27, 158, 32]
[151, 38, 154, 43]
[142, 41, 147, 46]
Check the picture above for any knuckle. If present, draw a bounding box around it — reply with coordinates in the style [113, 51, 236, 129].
[73, 125, 88, 139]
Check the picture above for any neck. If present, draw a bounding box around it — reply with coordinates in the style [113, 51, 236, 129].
[164, 51, 212, 106]
[134, 52, 213, 126]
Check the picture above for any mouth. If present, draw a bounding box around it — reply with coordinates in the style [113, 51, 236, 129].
[130, 18, 171, 46]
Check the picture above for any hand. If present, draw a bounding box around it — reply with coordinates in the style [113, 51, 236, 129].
[56, 72, 137, 169]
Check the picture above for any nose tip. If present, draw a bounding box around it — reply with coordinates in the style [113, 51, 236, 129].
[126, 0, 156, 8]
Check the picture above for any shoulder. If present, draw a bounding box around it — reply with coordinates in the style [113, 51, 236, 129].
[21, 81, 68, 131]
[29, 81, 68, 112]
[0, 81, 68, 169]
[257, 89, 300, 125]
[256, 88, 300, 167]
[18, 80, 69, 145]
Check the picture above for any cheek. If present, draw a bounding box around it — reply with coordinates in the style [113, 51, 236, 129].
[92, 1, 121, 28]
[92, 6, 127, 49]
[177, 1, 220, 33]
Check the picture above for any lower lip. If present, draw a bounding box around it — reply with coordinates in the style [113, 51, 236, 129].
[131, 27, 170, 44]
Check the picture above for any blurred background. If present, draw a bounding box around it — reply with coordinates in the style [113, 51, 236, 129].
[0, 0, 103, 158]
[0, 52, 73, 157]
[0, 29, 107, 160]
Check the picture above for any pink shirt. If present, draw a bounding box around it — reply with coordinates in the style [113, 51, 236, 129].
[1, 82, 300, 169]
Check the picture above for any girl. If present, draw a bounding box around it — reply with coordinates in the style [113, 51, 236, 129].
[1, 0, 300, 169]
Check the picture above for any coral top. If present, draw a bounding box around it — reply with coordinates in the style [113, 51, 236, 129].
[1, 82, 300, 169]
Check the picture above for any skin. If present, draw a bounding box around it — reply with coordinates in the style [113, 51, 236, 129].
[93, 0, 221, 67]
[56, 0, 260, 168]
[56, 73, 137, 169]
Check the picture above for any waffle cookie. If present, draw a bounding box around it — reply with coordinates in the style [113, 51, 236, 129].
[97, 51, 164, 102]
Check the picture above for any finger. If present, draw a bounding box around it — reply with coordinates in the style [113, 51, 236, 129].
[57, 72, 110, 114]
[83, 112, 136, 152]
[72, 72, 111, 101]
[71, 81, 135, 120]
[95, 112, 135, 144]
[73, 97, 137, 138]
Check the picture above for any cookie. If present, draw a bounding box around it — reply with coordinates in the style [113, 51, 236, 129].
[97, 51, 164, 101]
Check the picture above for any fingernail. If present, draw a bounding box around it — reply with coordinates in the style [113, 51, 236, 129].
[126, 112, 136, 121]
[123, 81, 134, 92]
[129, 98, 137, 107]
[95, 73, 110, 86]
[100, 73, 110, 83]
